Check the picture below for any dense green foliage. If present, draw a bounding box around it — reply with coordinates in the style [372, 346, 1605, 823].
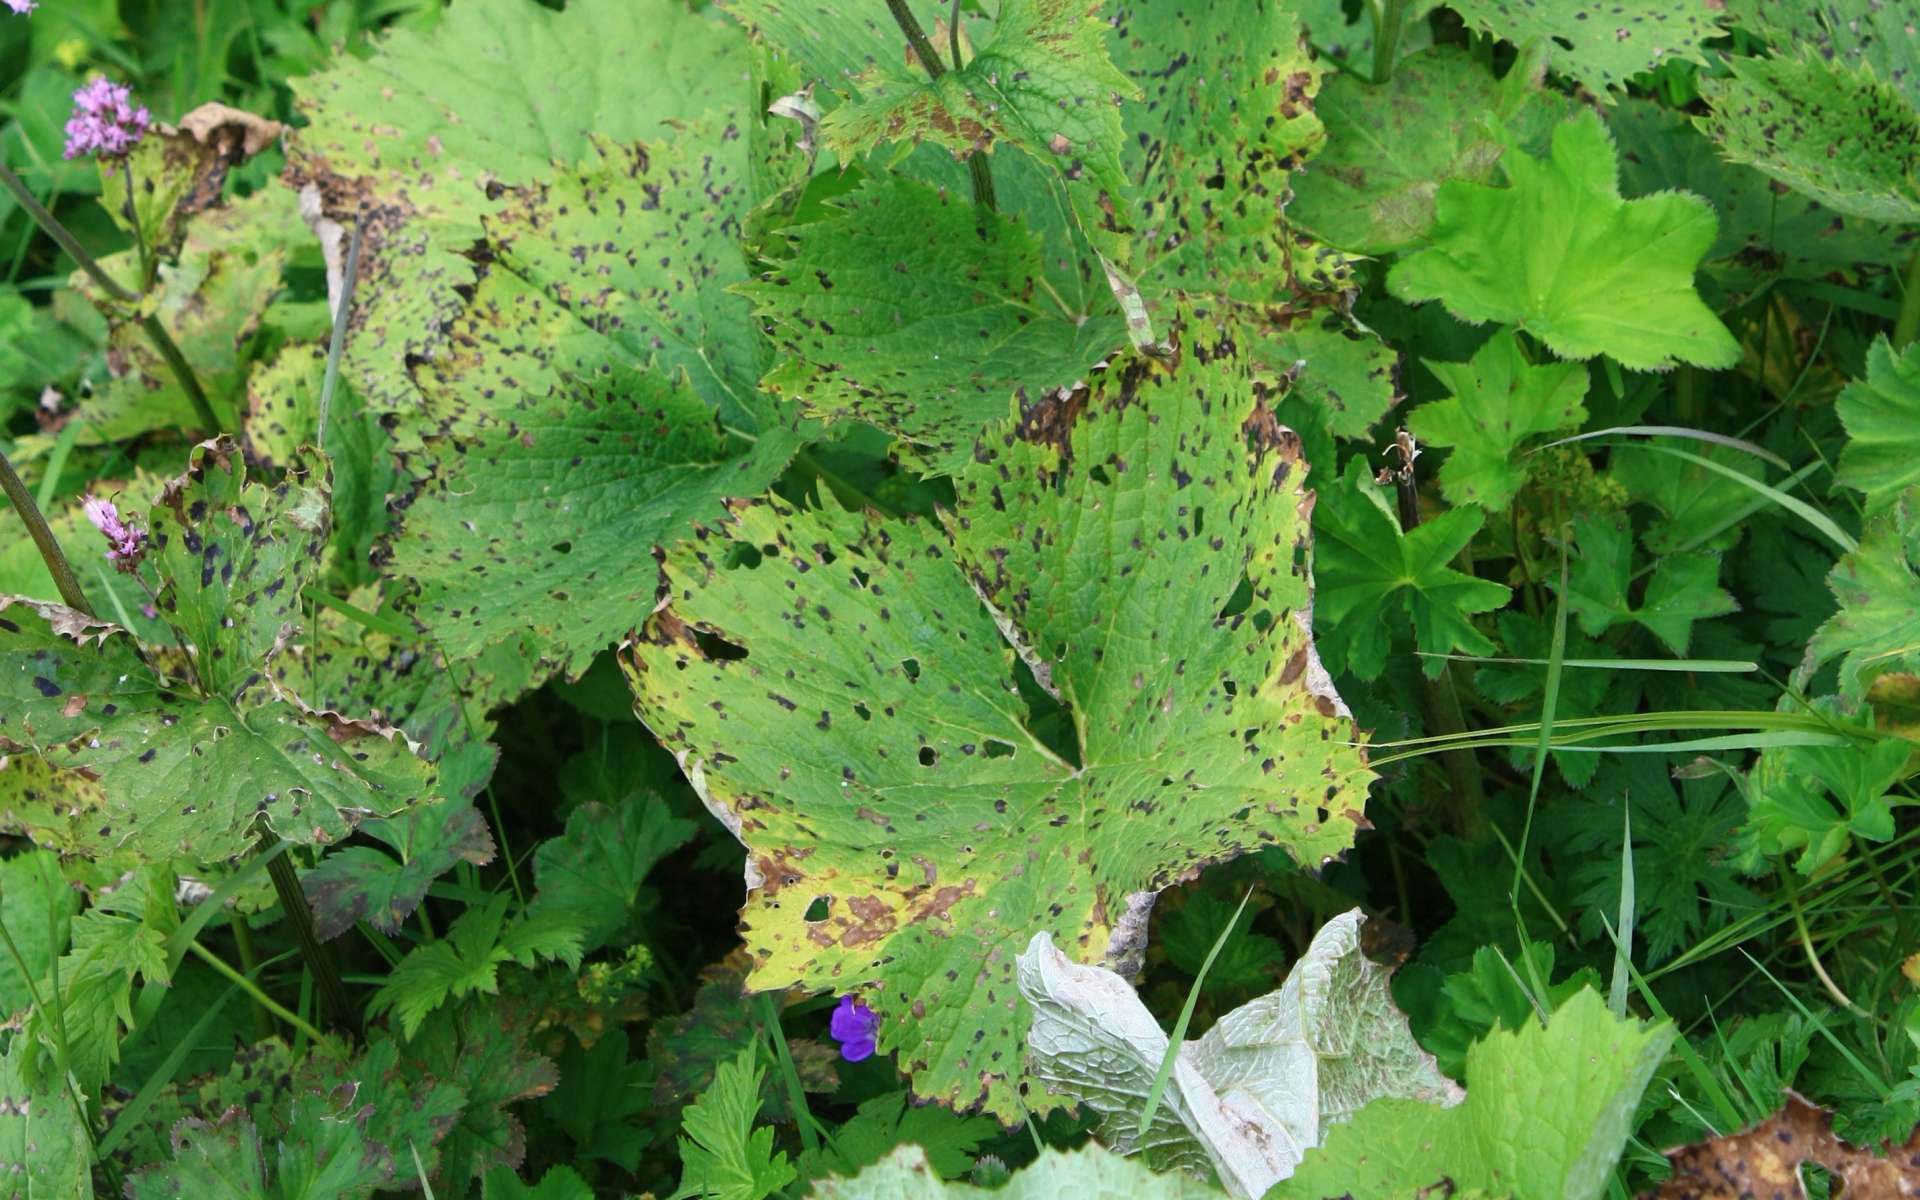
[0, 0, 1916, 1196]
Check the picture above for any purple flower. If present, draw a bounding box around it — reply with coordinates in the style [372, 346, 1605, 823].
[829, 995, 880, 1062]
[7, 0, 37, 14]
[63, 78, 151, 161]
[82, 494, 146, 573]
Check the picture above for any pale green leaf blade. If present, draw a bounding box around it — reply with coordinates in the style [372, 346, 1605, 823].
[626, 307, 1370, 1118]
[674, 1045, 796, 1200]
[1388, 111, 1739, 371]
[1836, 335, 1920, 511]
[809, 1143, 1227, 1199]
[1700, 53, 1920, 224]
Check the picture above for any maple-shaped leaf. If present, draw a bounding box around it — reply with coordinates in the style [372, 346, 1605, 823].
[624, 307, 1371, 1119]
[0, 442, 437, 863]
[1388, 111, 1740, 372]
[1806, 485, 1920, 699]
[300, 797, 497, 942]
[1446, 0, 1725, 98]
[1740, 700, 1912, 875]
[739, 175, 1127, 471]
[818, 0, 1140, 265]
[1314, 458, 1512, 680]
[1836, 335, 1920, 514]
[525, 791, 698, 955]
[381, 134, 803, 680]
[1407, 328, 1589, 512]
[1700, 51, 1920, 224]
[796, 1091, 997, 1183]
[1274, 989, 1674, 1200]
[1565, 513, 1737, 655]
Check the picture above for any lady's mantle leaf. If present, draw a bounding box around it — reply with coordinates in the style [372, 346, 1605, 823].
[1740, 700, 1912, 875]
[1388, 111, 1739, 372]
[624, 308, 1371, 1119]
[1446, 0, 1724, 98]
[1565, 514, 1737, 655]
[1314, 459, 1512, 680]
[740, 175, 1127, 470]
[0, 443, 436, 863]
[820, 0, 1140, 264]
[1273, 989, 1674, 1200]
[1700, 52, 1920, 225]
[382, 135, 802, 677]
[1018, 910, 1457, 1198]
[1807, 485, 1920, 699]
[1406, 328, 1589, 513]
[1836, 335, 1920, 514]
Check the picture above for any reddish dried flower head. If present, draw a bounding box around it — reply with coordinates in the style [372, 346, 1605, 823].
[82, 494, 146, 573]
[64, 78, 150, 161]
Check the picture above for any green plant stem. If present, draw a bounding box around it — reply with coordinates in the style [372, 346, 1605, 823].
[757, 993, 823, 1154]
[185, 939, 327, 1043]
[0, 160, 222, 435]
[884, 0, 997, 211]
[0, 444, 95, 616]
[1371, 0, 1411, 84]
[261, 837, 361, 1037]
[1894, 247, 1920, 350]
[228, 909, 275, 1042]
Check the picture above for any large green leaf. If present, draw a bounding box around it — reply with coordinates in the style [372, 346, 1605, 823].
[1274, 989, 1674, 1200]
[288, 0, 751, 412]
[740, 174, 1126, 469]
[1446, 0, 1725, 97]
[1700, 52, 1920, 224]
[625, 307, 1371, 1118]
[1565, 513, 1737, 655]
[1018, 911, 1456, 1197]
[380, 135, 801, 676]
[1837, 335, 1920, 513]
[1406, 328, 1589, 512]
[0, 443, 437, 862]
[1388, 110, 1739, 371]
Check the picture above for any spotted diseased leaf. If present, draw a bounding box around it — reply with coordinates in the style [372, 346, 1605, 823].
[1646, 1091, 1920, 1200]
[1314, 458, 1512, 680]
[0, 1036, 92, 1200]
[382, 134, 802, 678]
[1388, 111, 1740, 372]
[1407, 328, 1589, 512]
[1267, 316, 1402, 443]
[812, 1143, 1226, 1200]
[1701, 52, 1920, 225]
[287, 0, 750, 415]
[625, 306, 1370, 1119]
[742, 175, 1126, 470]
[819, 0, 1140, 264]
[1837, 335, 1920, 513]
[301, 797, 497, 941]
[0, 443, 437, 863]
[1807, 485, 1920, 699]
[1445, 0, 1725, 98]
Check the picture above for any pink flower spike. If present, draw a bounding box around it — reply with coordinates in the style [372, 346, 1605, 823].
[82, 494, 147, 573]
[63, 78, 151, 161]
[6, 0, 38, 14]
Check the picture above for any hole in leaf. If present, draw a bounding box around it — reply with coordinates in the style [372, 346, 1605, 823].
[1088, 464, 1112, 485]
[693, 628, 748, 661]
[918, 746, 937, 767]
[804, 896, 830, 921]
[1223, 679, 1238, 697]
[983, 739, 1015, 759]
[551, 541, 573, 556]
[1218, 574, 1254, 619]
[729, 543, 764, 569]
[1193, 506, 1205, 538]
[852, 566, 871, 589]
[854, 701, 872, 721]
[902, 658, 921, 682]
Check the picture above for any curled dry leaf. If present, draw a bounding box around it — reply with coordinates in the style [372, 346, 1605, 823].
[1643, 1091, 1920, 1200]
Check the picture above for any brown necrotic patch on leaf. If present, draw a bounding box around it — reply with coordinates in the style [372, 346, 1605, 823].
[1644, 1092, 1920, 1200]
